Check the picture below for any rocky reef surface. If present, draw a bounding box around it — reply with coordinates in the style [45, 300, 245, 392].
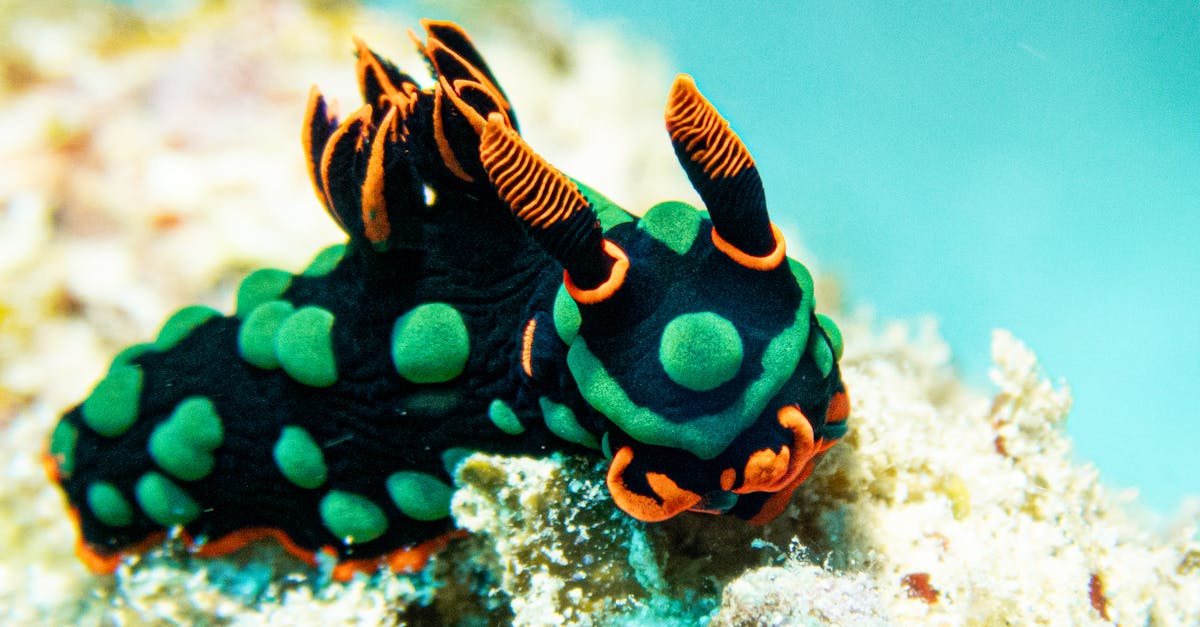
[1, 2, 1196, 624]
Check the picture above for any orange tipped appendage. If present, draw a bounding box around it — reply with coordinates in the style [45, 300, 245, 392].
[711, 222, 787, 271]
[352, 37, 418, 114]
[665, 74, 754, 180]
[319, 105, 372, 208]
[606, 446, 702, 522]
[360, 107, 398, 246]
[480, 114, 589, 229]
[302, 86, 340, 214]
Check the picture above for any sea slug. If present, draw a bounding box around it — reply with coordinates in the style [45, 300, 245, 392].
[44, 19, 848, 581]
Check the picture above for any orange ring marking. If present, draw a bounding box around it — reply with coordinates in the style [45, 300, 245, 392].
[711, 222, 786, 271]
[564, 240, 628, 305]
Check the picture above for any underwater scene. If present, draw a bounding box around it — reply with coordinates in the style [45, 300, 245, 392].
[0, 1, 1196, 624]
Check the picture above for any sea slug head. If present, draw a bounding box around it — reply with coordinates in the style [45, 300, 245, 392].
[480, 75, 849, 525]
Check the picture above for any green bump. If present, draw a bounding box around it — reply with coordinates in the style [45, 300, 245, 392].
[552, 284, 581, 343]
[148, 396, 224, 481]
[807, 327, 834, 378]
[273, 426, 327, 489]
[487, 399, 525, 435]
[81, 364, 143, 437]
[639, 201, 701, 255]
[659, 312, 743, 392]
[238, 300, 295, 369]
[135, 471, 200, 526]
[87, 481, 133, 527]
[49, 420, 78, 476]
[390, 303, 469, 384]
[788, 258, 816, 316]
[276, 306, 338, 387]
[302, 243, 346, 277]
[539, 396, 600, 449]
[386, 471, 454, 521]
[235, 268, 292, 318]
[156, 305, 220, 351]
[319, 490, 388, 543]
[817, 313, 844, 360]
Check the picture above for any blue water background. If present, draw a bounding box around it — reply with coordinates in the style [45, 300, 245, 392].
[561, 1, 1199, 512]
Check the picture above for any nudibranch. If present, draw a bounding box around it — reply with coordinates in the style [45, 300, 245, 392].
[45, 19, 848, 581]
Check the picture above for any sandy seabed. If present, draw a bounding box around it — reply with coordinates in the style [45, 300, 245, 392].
[1, 2, 1196, 625]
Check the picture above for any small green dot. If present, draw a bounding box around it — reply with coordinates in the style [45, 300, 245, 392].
[235, 269, 292, 318]
[276, 306, 338, 387]
[539, 396, 599, 449]
[391, 303, 470, 384]
[302, 243, 346, 277]
[386, 471, 454, 521]
[81, 364, 143, 437]
[155, 305, 220, 351]
[816, 313, 844, 360]
[135, 471, 200, 526]
[48, 420, 78, 476]
[319, 490, 389, 544]
[273, 426, 327, 489]
[87, 481, 133, 527]
[639, 201, 701, 255]
[148, 397, 225, 481]
[487, 399, 525, 435]
[659, 312, 744, 391]
[238, 300, 295, 369]
[552, 284, 581, 343]
[806, 327, 834, 378]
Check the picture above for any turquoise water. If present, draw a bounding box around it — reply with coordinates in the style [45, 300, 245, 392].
[566, 1, 1199, 512]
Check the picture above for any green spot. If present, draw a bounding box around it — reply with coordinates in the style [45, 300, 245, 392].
[302, 243, 346, 277]
[135, 472, 200, 526]
[276, 306, 338, 387]
[552, 285, 581, 343]
[111, 343, 154, 369]
[235, 269, 292, 318]
[817, 313, 844, 360]
[48, 420, 78, 476]
[539, 396, 600, 449]
[659, 312, 743, 392]
[87, 481, 133, 527]
[572, 178, 635, 231]
[238, 300, 296, 369]
[441, 447, 474, 476]
[148, 397, 224, 481]
[600, 432, 612, 460]
[567, 305, 808, 460]
[487, 399, 525, 435]
[386, 471, 454, 521]
[390, 303, 469, 384]
[806, 326, 834, 378]
[639, 201, 701, 255]
[273, 426, 327, 489]
[155, 305, 220, 351]
[319, 490, 388, 544]
[81, 364, 143, 437]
